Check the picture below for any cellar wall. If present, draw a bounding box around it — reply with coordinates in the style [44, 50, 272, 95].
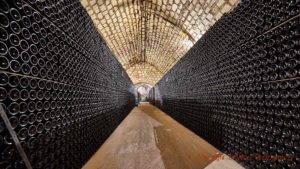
[149, 1, 300, 168]
[0, 0, 135, 169]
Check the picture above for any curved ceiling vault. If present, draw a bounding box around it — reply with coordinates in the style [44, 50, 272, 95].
[80, 0, 239, 86]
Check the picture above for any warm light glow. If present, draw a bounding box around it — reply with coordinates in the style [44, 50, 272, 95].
[81, 0, 239, 86]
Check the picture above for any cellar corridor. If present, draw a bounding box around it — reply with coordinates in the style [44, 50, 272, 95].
[1, 0, 300, 169]
[82, 103, 244, 169]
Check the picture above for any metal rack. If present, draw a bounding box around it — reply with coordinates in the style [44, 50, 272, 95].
[0, 0, 135, 168]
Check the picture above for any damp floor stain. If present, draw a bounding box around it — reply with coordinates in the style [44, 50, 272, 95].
[82, 103, 244, 169]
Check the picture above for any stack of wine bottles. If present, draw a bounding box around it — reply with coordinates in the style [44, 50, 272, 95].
[149, 0, 300, 168]
[0, 0, 135, 168]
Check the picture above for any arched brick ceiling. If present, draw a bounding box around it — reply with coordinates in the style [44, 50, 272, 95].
[81, 0, 239, 86]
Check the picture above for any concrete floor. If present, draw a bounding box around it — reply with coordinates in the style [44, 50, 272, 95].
[82, 103, 244, 169]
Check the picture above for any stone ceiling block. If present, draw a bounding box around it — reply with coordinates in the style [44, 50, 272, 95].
[81, 0, 239, 86]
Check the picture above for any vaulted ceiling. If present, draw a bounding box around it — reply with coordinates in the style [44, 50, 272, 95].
[81, 0, 239, 85]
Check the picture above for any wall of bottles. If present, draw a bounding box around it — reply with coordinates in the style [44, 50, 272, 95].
[0, 0, 135, 169]
[149, 0, 300, 168]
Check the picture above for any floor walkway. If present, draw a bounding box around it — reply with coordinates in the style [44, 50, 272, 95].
[82, 103, 244, 169]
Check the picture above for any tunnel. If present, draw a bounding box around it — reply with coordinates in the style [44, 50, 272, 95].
[0, 0, 300, 169]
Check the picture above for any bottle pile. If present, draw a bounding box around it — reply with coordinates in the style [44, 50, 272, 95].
[149, 0, 300, 168]
[0, 0, 135, 168]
